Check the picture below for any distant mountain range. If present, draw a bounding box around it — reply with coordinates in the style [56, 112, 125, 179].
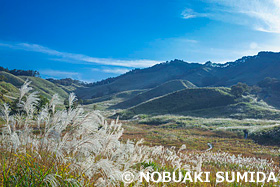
[2, 51, 280, 120]
[75, 51, 280, 99]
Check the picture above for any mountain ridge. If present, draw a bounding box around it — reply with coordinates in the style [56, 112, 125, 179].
[75, 51, 280, 100]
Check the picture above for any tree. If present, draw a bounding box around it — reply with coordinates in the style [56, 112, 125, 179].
[0, 66, 40, 77]
[258, 77, 278, 88]
[231, 82, 249, 98]
[258, 77, 280, 92]
[250, 85, 262, 95]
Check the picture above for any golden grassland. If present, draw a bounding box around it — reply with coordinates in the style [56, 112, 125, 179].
[1, 119, 280, 186]
[120, 122, 280, 187]
[122, 122, 280, 164]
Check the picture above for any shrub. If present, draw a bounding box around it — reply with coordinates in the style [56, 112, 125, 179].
[231, 82, 249, 98]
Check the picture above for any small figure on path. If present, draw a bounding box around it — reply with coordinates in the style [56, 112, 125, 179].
[206, 143, 213, 151]
[243, 129, 248, 139]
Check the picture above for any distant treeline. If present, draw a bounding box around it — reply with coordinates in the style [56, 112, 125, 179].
[47, 78, 90, 86]
[0, 66, 40, 77]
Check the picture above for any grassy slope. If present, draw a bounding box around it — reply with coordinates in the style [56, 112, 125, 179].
[0, 81, 19, 95]
[84, 89, 145, 104]
[0, 81, 19, 104]
[0, 72, 68, 100]
[121, 87, 234, 117]
[52, 83, 85, 93]
[0, 71, 25, 86]
[83, 90, 146, 111]
[0, 72, 23, 104]
[112, 80, 196, 109]
[119, 87, 280, 120]
[19, 76, 68, 99]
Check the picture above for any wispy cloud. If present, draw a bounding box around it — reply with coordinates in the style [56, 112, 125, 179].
[182, 39, 199, 44]
[40, 69, 97, 82]
[40, 70, 79, 77]
[0, 42, 161, 68]
[181, 8, 209, 19]
[182, 0, 280, 33]
[92, 67, 130, 74]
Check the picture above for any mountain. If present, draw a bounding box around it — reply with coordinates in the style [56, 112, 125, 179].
[212, 52, 280, 86]
[112, 80, 196, 109]
[3, 51, 280, 109]
[75, 51, 280, 100]
[75, 60, 205, 99]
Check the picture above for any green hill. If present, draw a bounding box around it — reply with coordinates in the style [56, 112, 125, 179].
[83, 90, 146, 110]
[54, 83, 84, 93]
[0, 81, 19, 95]
[118, 87, 280, 119]
[0, 71, 68, 100]
[19, 76, 68, 99]
[127, 87, 234, 114]
[84, 89, 144, 104]
[112, 80, 196, 109]
[0, 81, 19, 104]
[0, 71, 25, 86]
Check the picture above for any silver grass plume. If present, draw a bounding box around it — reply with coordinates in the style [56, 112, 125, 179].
[49, 93, 60, 114]
[19, 79, 33, 102]
[68, 92, 77, 111]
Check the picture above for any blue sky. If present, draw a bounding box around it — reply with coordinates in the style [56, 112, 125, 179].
[1, 0, 280, 82]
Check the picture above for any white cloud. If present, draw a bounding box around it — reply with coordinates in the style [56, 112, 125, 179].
[0, 42, 161, 68]
[182, 0, 280, 33]
[92, 67, 130, 74]
[214, 0, 280, 33]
